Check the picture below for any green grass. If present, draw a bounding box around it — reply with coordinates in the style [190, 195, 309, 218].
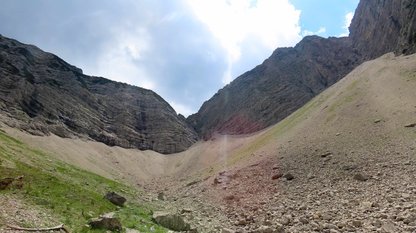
[0, 131, 167, 233]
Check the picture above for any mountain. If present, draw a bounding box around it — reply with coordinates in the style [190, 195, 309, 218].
[0, 35, 197, 154]
[187, 36, 361, 138]
[350, 0, 416, 58]
[7, 52, 416, 233]
[188, 0, 416, 139]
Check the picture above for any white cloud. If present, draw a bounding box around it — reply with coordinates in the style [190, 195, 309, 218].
[85, 27, 156, 90]
[186, 0, 301, 84]
[339, 11, 354, 37]
[302, 27, 326, 37]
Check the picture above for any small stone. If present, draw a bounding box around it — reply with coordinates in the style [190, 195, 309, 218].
[157, 192, 165, 201]
[253, 226, 273, 233]
[275, 223, 285, 233]
[126, 228, 141, 233]
[362, 201, 373, 209]
[280, 216, 291, 226]
[374, 119, 382, 123]
[404, 214, 416, 224]
[235, 219, 247, 226]
[373, 220, 382, 228]
[283, 173, 294, 181]
[272, 173, 283, 180]
[320, 152, 332, 158]
[299, 217, 309, 224]
[224, 195, 236, 201]
[404, 123, 416, 128]
[310, 221, 321, 230]
[181, 208, 192, 214]
[222, 228, 235, 233]
[353, 173, 369, 181]
[323, 223, 337, 230]
[352, 220, 363, 228]
[381, 221, 397, 233]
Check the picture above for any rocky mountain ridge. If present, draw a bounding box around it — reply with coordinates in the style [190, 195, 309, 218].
[0, 35, 197, 154]
[188, 0, 416, 139]
[187, 36, 361, 138]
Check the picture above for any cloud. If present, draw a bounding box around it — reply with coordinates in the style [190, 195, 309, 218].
[185, 0, 302, 84]
[339, 11, 354, 37]
[302, 27, 327, 37]
[0, 0, 302, 116]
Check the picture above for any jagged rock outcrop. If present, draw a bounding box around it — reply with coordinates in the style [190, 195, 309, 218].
[350, 0, 416, 59]
[188, 0, 416, 139]
[0, 35, 197, 154]
[187, 36, 362, 138]
[350, 0, 416, 58]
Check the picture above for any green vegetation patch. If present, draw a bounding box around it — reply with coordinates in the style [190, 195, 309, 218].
[0, 131, 166, 233]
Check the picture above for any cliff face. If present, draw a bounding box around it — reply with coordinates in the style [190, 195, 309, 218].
[350, 0, 416, 58]
[0, 35, 197, 154]
[188, 0, 416, 139]
[187, 36, 361, 138]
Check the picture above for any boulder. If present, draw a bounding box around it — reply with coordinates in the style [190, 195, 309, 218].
[0, 177, 14, 190]
[152, 211, 191, 231]
[105, 192, 126, 206]
[89, 213, 122, 231]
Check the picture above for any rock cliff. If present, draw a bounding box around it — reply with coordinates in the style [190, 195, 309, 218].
[188, 0, 416, 139]
[0, 35, 197, 154]
[187, 37, 362, 138]
[350, 0, 416, 58]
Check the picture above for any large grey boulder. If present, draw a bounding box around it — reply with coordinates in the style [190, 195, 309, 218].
[152, 211, 191, 231]
[89, 212, 122, 231]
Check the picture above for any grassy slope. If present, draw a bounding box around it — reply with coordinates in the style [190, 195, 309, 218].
[0, 130, 166, 233]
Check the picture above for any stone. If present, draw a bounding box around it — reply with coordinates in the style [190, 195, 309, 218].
[381, 221, 397, 233]
[404, 123, 416, 128]
[272, 173, 283, 180]
[404, 214, 416, 225]
[105, 192, 126, 206]
[373, 219, 382, 228]
[283, 173, 294, 181]
[157, 192, 165, 201]
[280, 216, 291, 226]
[224, 195, 236, 201]
[275, 223, 285, 233]
[252, 226, 274, 233]
[126, 228, 141, 233]
[222, 228, 235, 233]
[152, 211, 191, 231]
[352, 220, 363, 228]
[0, 34, 197, 154]
[320, 152, 332, 158]
[0, 177, 14, 190]
[187, 36, 362, 139]
[89, 213, 122, 231]
[299, 217, 309, 224]
[353, 173, 369, 181]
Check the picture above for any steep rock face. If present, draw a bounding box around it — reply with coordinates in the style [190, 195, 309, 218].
[187, 36, 361, 138]
[0, 35, 197, 154]
[188, 0, 416, 139]
[350, 0, 416, 57]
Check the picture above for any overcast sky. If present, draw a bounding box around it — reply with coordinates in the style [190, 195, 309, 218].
[0, 0, 358, 116]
